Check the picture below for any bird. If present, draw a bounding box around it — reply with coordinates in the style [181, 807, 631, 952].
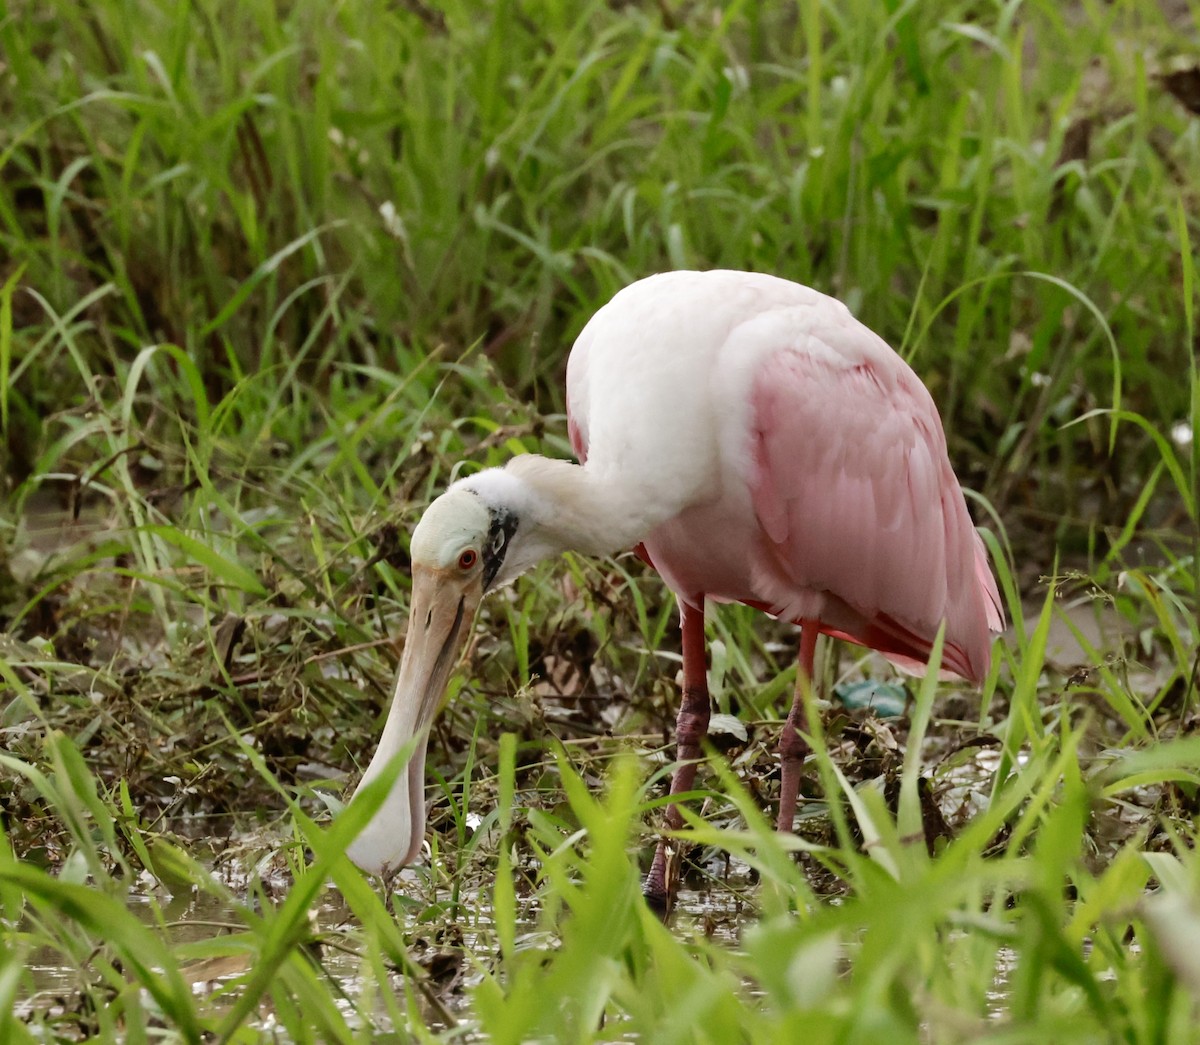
[345, 269, 1005, 907]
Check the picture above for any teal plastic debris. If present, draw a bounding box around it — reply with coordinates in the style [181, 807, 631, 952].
[831, 680, 908, 718]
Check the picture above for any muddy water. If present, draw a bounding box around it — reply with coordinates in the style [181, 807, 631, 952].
[13, 732, 1057, 1036]
[17, 879, 475, 1034]
[17, 869, 747, 1038]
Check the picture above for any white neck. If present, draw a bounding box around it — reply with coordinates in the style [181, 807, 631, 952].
[512, 455, 674, 554]
[457, 456, 680, 584]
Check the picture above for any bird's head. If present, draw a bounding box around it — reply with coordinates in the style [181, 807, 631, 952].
[343, 469, 533, 876]
[344, 456, 637, 875]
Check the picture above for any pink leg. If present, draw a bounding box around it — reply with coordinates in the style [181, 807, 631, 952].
[644, 598, 710, 912]
[776, 623, 817, 833]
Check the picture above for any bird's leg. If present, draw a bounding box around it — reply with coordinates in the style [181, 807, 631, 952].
[644, 598, 710, 913]
[777, 624, 818, 833]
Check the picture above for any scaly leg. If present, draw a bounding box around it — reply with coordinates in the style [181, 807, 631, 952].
[644, 598, 711, 912]
[776, 623, 817, 833]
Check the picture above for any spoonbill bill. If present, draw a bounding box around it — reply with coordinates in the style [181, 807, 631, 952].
[345, 269, 1005, 906]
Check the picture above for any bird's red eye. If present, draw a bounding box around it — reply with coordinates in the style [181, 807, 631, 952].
[458, 549, 477, 570]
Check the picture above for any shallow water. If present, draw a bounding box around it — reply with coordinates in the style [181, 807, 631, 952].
[15, 848, 758, 1039]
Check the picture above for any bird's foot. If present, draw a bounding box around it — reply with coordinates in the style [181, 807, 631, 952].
[643, 839, 679, 919]
[642, 879, 672, 918]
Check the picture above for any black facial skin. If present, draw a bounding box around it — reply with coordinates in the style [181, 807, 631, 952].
[482, 505, 519, 589]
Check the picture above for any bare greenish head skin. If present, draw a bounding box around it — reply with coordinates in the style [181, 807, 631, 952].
[408, 486, 491, 570]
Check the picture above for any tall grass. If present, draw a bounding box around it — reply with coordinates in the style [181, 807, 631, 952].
[7, 665, 1200, 1041]
[1, 0, 1198, 1040]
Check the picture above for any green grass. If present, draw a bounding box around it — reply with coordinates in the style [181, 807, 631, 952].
[2, 0, 1199, 1040]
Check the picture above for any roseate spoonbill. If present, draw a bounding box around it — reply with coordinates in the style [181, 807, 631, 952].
[346, 269, 1005, 906]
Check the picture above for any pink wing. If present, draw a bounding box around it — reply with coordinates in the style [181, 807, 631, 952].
[749, 345, 1004, 682]
[566, 320, 591, 465]
[568, 415, 588, 464]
